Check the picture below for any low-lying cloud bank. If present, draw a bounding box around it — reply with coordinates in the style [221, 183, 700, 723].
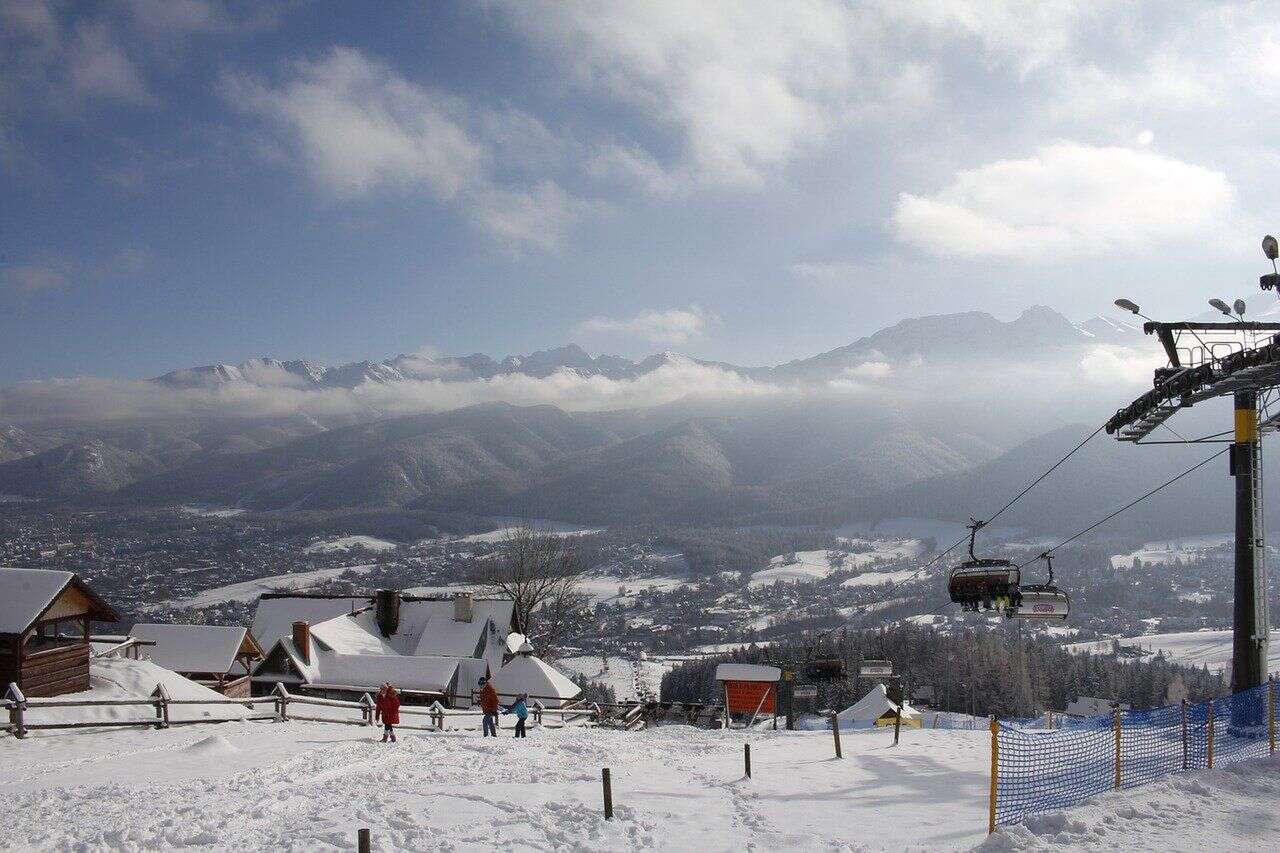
[0, 345, 1160, 426]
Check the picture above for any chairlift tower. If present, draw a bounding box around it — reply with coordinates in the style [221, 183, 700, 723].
[1106, 241, 1280, 726]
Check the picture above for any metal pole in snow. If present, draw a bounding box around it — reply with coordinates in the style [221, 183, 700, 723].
[744, 743, 752, 778]
[357, 827, 370, 853]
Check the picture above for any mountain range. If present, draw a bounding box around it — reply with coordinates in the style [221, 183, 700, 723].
[0, 304, 1195, 536]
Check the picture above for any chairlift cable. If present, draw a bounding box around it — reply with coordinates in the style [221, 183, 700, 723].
[1015, 445, 1230, 569]
[979, 423, 1107, 528]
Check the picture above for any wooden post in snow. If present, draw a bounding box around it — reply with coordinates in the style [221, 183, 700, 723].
[1113, 706, 1122, 789]
[357, 827, 370, 853]
[988, 716, 998, 835]
[1180, 698, 1188, 771]
[151, 684, 170, 730]
[273, 682, 289, 722]
[744, 743, 752, 778]
[830, 712, 842, 759]
[601, 768, 613, 820]
[6, 683, 26, 739]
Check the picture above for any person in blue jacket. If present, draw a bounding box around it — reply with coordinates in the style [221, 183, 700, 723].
[503, 693, 529, 738]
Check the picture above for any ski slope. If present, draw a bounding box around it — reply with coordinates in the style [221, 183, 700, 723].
[1064, 629, 1280, 675]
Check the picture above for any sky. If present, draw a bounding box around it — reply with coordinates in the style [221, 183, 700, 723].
[3, 0, 1280, 384]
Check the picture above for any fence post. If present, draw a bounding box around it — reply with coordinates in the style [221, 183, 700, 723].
[988, 716, 998, 835]
[1113, 707, 1122, 790]
[273, 682, 289, 722]
[357, 827, 370, 853]
[1206, 701, 1215, 769]
[744, 743, 752, 778]
[601, 767, 613, 820]
[430, 701, 446, 731]
[360, 693, 374, 727]
[830, 712, 842, 759]
[6, 683, 26, 740]
[533, 700, 544, 726]
[1269, 677, 1276, 755]
[151, 684, 170, 730]
[1180, 698, 1188, 771]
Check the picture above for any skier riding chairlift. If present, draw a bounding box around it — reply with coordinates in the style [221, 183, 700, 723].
[948, 519, 1020, 613]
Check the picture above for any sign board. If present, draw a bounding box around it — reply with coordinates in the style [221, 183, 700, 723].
[724, 680, 776, 714]
[792, 685, 818, 700]
[860, 660, 893, 677]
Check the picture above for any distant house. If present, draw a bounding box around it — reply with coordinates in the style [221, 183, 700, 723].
[129, 623, 265, 697]
[251, 590, 515, 707]
[835, 683, 923, 729]
[0, 568, 120, 697]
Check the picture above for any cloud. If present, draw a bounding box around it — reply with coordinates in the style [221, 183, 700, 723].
[495, 0, 902, 188]
[0, 263, 69, 293]
[576, 306, 714, 345]
[66, 22, 154, 104]
[225, 47, 584, 250]
[0, 359, 786, 424]
[893, 143, 1236, 260]
[0, 246, 150, 295]
[225, 47, 482, 198]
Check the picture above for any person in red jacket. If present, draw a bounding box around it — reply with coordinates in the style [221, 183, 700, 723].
[375, 681, 401, 743]
[479, 677, 500, 737]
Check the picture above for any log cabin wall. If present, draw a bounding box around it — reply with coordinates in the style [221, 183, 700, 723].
[17, 641, 90, 697]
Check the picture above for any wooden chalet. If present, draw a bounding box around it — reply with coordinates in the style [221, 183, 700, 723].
[129, 623, 265, 697]
[1, 568, 120, 698]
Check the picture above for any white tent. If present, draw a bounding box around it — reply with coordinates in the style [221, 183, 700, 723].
[835, 683, 921, 729]
[492, 655, 582, 708]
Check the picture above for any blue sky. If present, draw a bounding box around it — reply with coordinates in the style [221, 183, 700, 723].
[2, 1, 1278, 384]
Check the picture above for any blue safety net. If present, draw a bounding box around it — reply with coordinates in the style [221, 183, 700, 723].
[994, 683, 1276, 828]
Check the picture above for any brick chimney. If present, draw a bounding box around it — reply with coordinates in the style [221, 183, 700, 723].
[292, 621, 310, 664]
[376, 589, 401, 637]
[453, 591, 474, 623]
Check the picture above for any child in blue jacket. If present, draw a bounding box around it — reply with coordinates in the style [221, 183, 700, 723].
[503, 693, 529, 738]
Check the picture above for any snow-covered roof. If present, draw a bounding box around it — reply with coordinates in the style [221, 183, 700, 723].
[492, 656, 582, 706]
[0, 567, 119, 634]
[250, 596, 368, 647]
[837, 683, 920, 723]
[714, 663, 781, 682]
[129, 623, 258, 675]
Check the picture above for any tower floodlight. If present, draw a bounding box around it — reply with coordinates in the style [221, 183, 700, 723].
[1209, 298, 1232, 317]
[1114, 298, 1141, 314]
[1234, 299, 1247, 317]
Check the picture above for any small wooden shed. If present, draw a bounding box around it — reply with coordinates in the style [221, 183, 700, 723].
[0, 568, 120, 697]
[129, 623, 265, 697]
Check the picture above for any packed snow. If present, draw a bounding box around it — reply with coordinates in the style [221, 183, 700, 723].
[303, 535, 399, 554]
[0, 718, 995, 851]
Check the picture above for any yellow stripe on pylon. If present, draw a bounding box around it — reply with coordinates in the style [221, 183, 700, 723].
[1235, 407, 1258, 442]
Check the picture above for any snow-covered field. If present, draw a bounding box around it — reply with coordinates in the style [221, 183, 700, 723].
[163, 564, 378, 608]
[454, 523, 603, 544]
[1108, 534, 1235, 569]
[749, 539, 921, 588]
[1, 718, 996, 851]
[303, 535, 399, 554]
[1064, 629, 1280, 675]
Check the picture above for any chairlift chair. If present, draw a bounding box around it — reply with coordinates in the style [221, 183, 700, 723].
[805, 657, 846, 681]
[1006, 553, 1070, 621]
[948, 519, 1020, 613]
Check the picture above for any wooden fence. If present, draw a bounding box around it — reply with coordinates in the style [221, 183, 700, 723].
[1, 682, 628, 740]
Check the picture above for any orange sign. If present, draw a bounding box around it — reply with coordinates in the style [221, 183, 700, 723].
[724, 680, 776, 714]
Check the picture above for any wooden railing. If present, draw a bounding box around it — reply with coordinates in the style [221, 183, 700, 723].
[3, 683, 705, 740]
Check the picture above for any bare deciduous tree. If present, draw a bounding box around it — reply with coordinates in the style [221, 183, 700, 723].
[474, 526, 588, 660]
